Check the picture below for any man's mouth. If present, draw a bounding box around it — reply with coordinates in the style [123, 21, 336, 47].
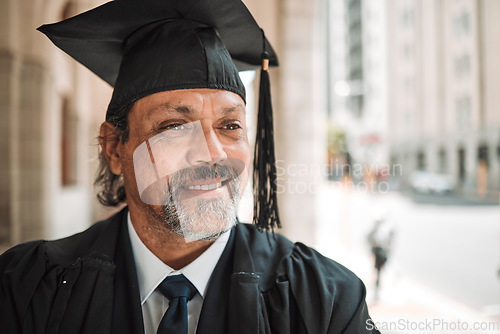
[181, 177, 231, 192]
[185, 182, 223, 191]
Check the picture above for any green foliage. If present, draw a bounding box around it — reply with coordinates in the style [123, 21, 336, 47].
[327, 122, 346, 157]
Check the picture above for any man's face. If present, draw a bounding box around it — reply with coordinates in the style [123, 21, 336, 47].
[117, 89, 250, 241]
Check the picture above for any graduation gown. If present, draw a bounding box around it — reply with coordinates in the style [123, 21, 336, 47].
[0, 208, 379, 334]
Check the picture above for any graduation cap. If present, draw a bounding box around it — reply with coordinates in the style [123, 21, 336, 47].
[38, 0, 281, 231]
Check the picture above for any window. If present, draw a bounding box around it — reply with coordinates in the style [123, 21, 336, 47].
[455, 96, 471, 130]
[454, 54, 470, 78]
[477, 145, 489, 167]
[417, 151, 426, 170]
[401, 8, 415, 28]
[404, 77, 414, 94]
[438, 148, 447, 173]
[61, 96, 77, 186]
[454, 10, 470, 37]
[402, 43, 413, 60]
[458, 147, 466, 182]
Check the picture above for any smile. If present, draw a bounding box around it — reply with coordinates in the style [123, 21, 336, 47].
[186, 182, 223, 191]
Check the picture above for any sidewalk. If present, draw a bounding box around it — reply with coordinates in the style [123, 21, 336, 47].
[322, 246, 500, 334]
[369, 271, 500, 333]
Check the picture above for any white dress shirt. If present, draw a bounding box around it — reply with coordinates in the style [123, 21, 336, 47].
[127, 214, 230, 334]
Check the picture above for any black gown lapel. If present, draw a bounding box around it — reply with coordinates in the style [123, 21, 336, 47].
[226, 224, 266, 334]
[111, 210, 145, 334]
[195, 227, 236, 334]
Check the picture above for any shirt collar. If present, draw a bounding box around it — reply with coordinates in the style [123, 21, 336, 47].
[127, 212, 230, 304]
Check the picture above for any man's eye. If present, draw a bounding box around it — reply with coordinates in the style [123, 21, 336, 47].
[161, 123, 186, 131]
[223, 123, 242, 130]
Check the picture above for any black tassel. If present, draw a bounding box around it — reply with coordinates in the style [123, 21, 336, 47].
[252, 50, 281, 232]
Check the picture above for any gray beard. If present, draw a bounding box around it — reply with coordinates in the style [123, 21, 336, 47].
[161, 177, 241, 241]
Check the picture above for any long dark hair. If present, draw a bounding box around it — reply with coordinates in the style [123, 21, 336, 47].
[94, 102, 134, 206]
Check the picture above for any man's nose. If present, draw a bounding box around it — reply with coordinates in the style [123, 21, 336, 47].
[186, 125, 227, 165]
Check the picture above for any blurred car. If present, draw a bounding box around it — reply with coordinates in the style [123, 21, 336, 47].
[409, 171, 455, 195]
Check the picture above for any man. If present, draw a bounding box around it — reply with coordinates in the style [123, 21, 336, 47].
[0, 0, 379, 333]
[367, 216, 395, 300]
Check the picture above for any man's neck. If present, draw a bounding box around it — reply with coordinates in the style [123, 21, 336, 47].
[129, 208, 215, 270]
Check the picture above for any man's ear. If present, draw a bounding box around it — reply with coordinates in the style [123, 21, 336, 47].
[100, 122, 123, 175]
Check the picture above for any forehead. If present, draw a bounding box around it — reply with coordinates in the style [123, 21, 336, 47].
[130, 88, 246, 120]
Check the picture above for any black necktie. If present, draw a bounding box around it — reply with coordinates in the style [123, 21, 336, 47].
[156, 274, 198, 334]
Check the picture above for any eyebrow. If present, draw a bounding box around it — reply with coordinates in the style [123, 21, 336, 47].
[148, 102, 245, 118]
[219, 104, 246, 116]
[148, 103, 192, 117]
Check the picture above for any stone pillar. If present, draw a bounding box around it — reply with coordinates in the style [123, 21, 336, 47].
[465, 138, 477, 195]
[16, 60, 49, 242]
[0, 57, 49, 246]
[0, 54, 16, 245]
[274, 0, 327, 244]
[0, 0, 49, 245]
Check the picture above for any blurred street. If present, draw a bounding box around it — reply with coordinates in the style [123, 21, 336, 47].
[314, 182, 500, 333]
[393, 190, 499, 310]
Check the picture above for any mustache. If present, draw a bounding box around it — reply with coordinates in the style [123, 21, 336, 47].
[136, 158, 246, 205]
[166, 161, 243, 189]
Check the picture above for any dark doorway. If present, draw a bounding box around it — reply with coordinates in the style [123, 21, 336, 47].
[438, 148, 447, 173]
[477, 145, 488, 166]
[417, 151, 426, 170]
[458, 147, 466, 183]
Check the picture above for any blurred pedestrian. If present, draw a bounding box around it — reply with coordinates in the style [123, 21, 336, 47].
[367, 216, 395, 299]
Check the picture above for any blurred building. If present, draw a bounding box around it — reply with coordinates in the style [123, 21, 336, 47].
[328, 0, 389, 175]
[326, 0, 349, 123]
[386, 0, 500, 198]
[0, 0, 328, 248]
[332, 0, 500, 197]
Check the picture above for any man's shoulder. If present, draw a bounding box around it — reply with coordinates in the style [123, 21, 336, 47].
[234, 223, 363, 290]
[0, 208, 126, 269]
[234, 223, 295, 257]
